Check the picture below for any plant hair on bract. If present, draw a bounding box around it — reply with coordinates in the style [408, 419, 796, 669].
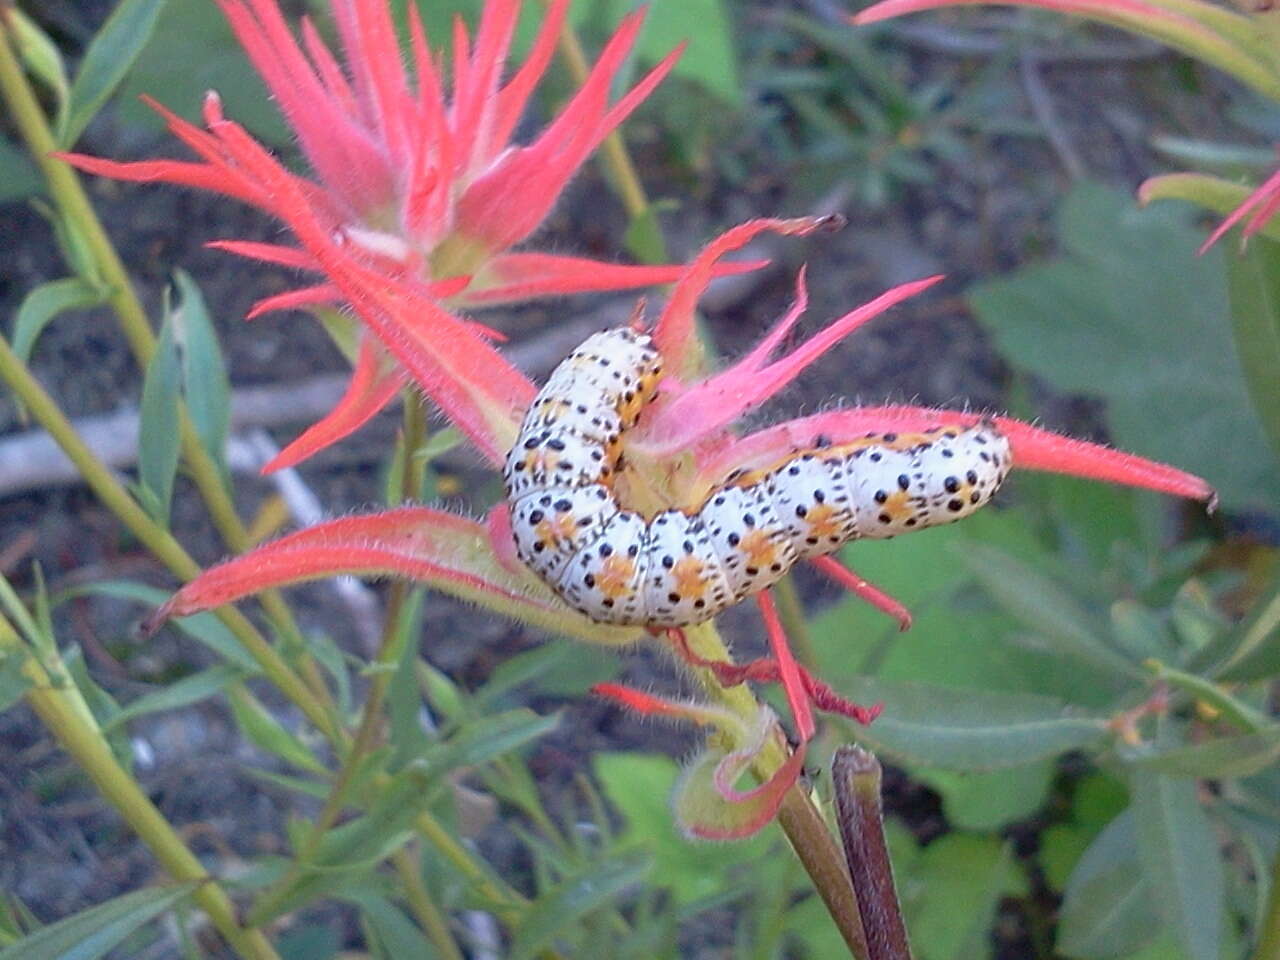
[504, 328, 1011, 626]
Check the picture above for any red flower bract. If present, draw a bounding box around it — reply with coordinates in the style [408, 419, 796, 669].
[140, 214, 1216, 836]
[61, 0, 762, 469]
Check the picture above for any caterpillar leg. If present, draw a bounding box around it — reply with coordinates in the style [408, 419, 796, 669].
[809, 555, 912, 631]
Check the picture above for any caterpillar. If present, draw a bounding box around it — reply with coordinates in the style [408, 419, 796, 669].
[503, 328, 1011, 627]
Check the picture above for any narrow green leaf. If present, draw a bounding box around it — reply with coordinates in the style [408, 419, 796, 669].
[59, 0, 169, 147]
[226, 685, 325, 774]
[1131, 771, 1224, 960]
[0, 650, 33, 713]
[509, 849, 652, 960]
[12, 278, 104, 369]
[1202, 569, 1280, 681]
[104, 664, 247, 731]
[1057, 812, 1159, 958]
[170, 270, 231, 471]
[0, 883, 196, 960]
[138, 312, 181, 526]
[840, 677, 1108, 770]
[962, 544, 1138, 679]
[1225, 234, 1280, 461]
[1122, 727, 1280, 779]
[242, 767, 330, 800]
[8, 10, 70, 136]
[343, 894, 434, 960]
[427, 709, 559, 771]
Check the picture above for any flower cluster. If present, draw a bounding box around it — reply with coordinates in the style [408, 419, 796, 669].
[82, 0, 1214, 838]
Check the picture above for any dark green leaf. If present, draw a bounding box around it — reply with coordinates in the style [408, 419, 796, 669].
[619, 0, 739, 105]
[0, 650, 32, 713]
[343, 893, 434, 960]
[1121, 726, 1280, 779]
[60, 0, 169, 147]
[970, 182, 1278, 511]
[172, 271, 230, 472]
[0, 883, 196, 960]
[138, 313, 181, 526]
[962, 543, 1138, 679]
[906, 835, 1025, 960]
[915, 762, 1055, 830]
[226, 686, 325, 774]
[1225, 234, 1280, 460]
[104, 664, 247, 731]
[427, 709, 559, 771]
[508, 849, 652, 960]
[1131, 771, 1224, 960]
[114, 0, 288, 142]
[0, 138, 42, 203]
[1057, 812, 1159, 958]
[12, 279, 104, 370]
[840, 676, 1108, 770]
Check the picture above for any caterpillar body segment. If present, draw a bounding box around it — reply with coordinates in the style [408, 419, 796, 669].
[504, 328, 1011, 626]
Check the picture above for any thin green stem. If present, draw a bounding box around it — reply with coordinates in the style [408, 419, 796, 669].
[0, 22, 332, 715]
[0, 330, 337, 740]
[0, 617, 280, 960]
[392, 846, 467, 960]
[679, 623, 868, 958]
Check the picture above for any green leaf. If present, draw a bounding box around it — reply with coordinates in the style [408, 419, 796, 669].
[12, 279, 105, 369]
[8, 10, 70, 131]
[1121, 726, 1280, 779]
[343, 893, 434, 960]
[1131, 771, 1224, 960]
[962, 544, 1138, 680]
[104, 664, 247, 731]
[508, 849, 652, 960]
[608, 0, 739, 105]
[138, 312, 181, 526]
[226, 685, 325, 774]
[171, 271, 231, 472]
[915, 762, 1055, 830]
[0, 883, 196, 960]
[114, 0, 288, 143]
[426, 708, 559, 771]
[905, 835, 1025, 960]
[1201, 569, 1280, 681]
[970, 181, 1279, 512]
[0, 138, 42, 203]
[1057, 812, 1160, 959]
[838, 677, 1108, 770]
[59, 0, 169, 147]
[595, 753, 767, 905]
[1225, 234, 1280, 461]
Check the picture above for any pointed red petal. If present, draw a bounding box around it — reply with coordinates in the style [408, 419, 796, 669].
[206, 239, 318, 270]
[56, 153, 266, 206]
[640, 274, 942, 455]
[144, 507, 640, 645]
[700, 407, 1216, 506]
[653, 216, 845, 378]
[809, 556, 912, 631]
[262, 338, 406, 472]
[756, 590, 815, 742]
[246, 284, 341, 319]
[459, 252, 768, 306]
[199, 106, 535, 463]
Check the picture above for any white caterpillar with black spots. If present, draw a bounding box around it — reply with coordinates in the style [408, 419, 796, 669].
[504, 328, 1011, 627]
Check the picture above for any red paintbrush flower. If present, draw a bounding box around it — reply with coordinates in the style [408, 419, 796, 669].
[61, 0, 760, 470]
[141, 215, 1214, 837]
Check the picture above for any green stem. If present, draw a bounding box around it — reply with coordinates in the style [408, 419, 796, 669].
[0, 22, 333, 716]
[552, 16, 668, 264]
[0, 330, 336, 740]
[0, 617, 280, 960]
[680, 623, 868, 958]
[774, 576, 818, 668]
[392, 846, 467, 960]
